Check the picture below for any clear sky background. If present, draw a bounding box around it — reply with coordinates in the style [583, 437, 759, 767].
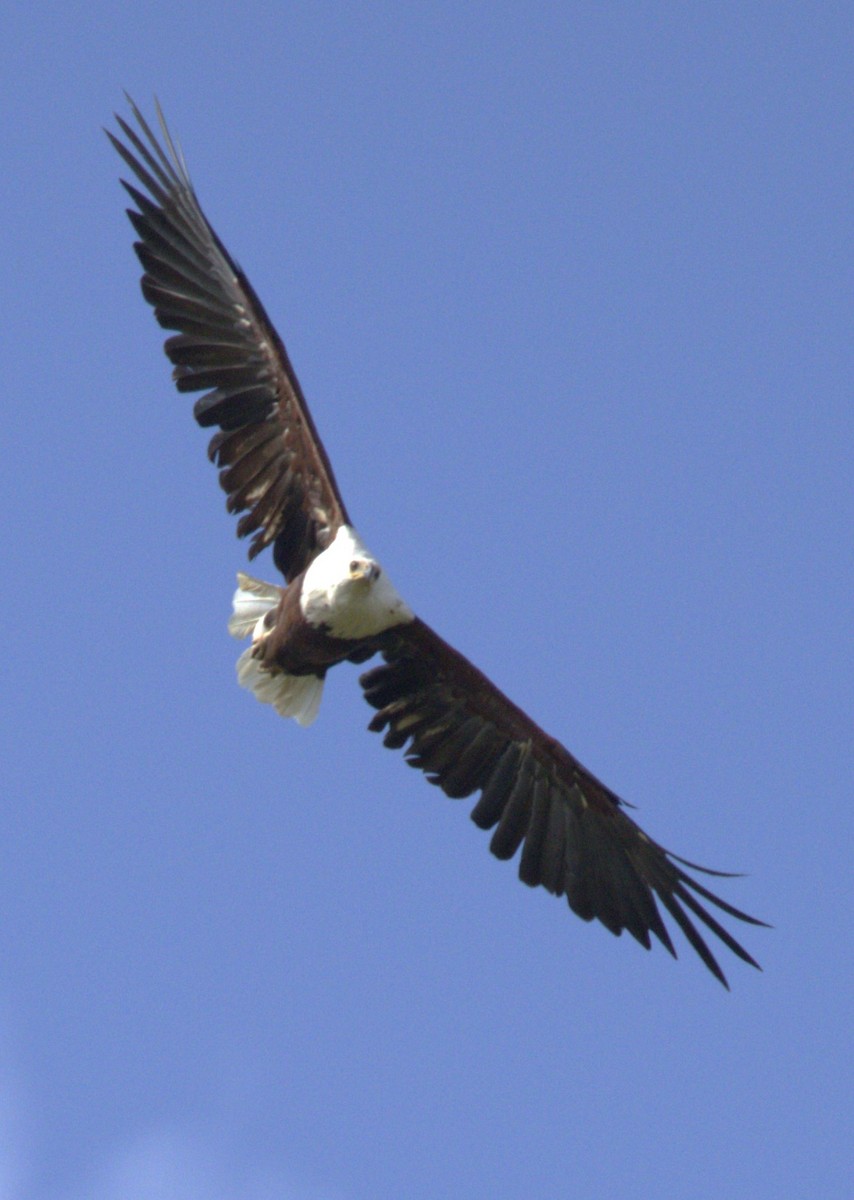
[2, 4, 851, 1198]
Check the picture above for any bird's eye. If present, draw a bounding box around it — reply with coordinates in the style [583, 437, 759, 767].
[349, 560, 360, 573]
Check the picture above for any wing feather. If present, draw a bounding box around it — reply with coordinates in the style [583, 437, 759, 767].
[469, 744, 524, 830]
[363, 620, 766, 986]
[489, 748, 536, 860]
[109, 98, 349, 579]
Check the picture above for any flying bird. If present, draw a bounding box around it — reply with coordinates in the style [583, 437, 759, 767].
[109, 98, 765, 987]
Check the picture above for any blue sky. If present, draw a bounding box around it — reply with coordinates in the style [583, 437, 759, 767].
[2, 3, 851, 1197]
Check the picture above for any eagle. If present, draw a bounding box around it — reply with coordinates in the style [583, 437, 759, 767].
[109, 99, 765, 987]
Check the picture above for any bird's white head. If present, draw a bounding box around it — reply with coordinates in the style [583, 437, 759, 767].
[301, 526, 413, 639]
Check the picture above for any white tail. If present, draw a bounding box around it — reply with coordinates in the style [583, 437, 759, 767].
[229, 572, 324, 727]
[234, 647, 324, 726]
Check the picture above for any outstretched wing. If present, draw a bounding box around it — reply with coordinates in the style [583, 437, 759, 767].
[362, 620, 766, 987]
[108, 99, 349, 581]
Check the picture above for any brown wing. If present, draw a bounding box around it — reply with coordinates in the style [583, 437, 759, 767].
[362, 620, 766, 987]
[108, 98, 349, 580]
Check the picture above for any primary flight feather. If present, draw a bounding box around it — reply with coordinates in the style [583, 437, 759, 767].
[109, 98, 766, 987]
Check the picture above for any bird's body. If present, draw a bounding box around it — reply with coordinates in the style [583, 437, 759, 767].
[110, 98, 766, 986]
[231, 526, 412, 724]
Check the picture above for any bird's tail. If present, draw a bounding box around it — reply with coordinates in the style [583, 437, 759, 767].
[229, 573, 324, 727]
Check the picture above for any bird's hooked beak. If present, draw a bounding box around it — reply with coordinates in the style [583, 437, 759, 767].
[349, 558, 381, 584]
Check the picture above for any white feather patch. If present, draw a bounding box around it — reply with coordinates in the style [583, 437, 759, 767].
[228, 572, 281, 640]
[235, 647, 324, 727]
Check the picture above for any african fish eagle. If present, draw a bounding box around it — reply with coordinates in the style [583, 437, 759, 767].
[109, 99, 766, 987]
